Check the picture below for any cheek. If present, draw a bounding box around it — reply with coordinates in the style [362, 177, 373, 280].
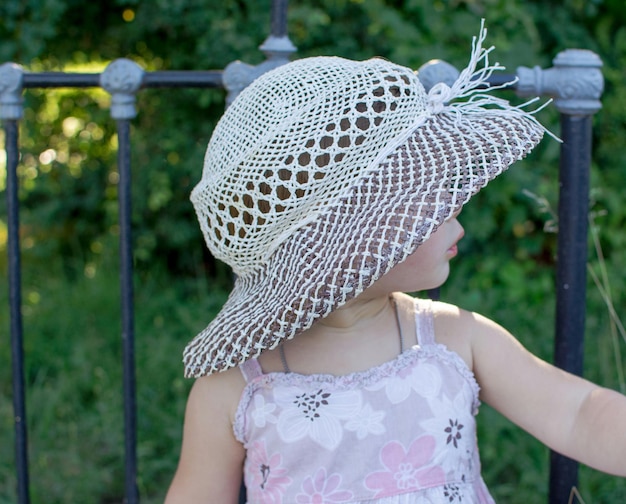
[404, 240, 439, 268]
[391, 248, 437, 281]
[393, 253, 450, 291]
[402, 238, 452, 280]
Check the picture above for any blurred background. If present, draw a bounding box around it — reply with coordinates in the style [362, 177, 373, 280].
[1, 0, 625, 502]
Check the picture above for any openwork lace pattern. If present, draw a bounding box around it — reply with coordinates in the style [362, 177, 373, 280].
[184, 22, 547, 376]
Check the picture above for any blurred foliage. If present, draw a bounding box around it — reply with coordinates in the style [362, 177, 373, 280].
[1, 0, 626, 502]
[2, 0, 625, 284]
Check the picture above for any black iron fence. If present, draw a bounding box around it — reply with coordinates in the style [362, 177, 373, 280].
[1, 2, 605, 502]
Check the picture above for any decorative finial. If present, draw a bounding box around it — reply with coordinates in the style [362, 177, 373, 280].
[0, 63, 24, 120]
[517, 49, 603, 116]
[100, 58, 145, 120]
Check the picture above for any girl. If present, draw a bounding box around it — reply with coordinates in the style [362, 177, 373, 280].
[165, 24, 626, 503]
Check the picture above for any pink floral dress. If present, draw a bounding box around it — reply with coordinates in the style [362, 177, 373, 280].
[234, 299, 495, 503]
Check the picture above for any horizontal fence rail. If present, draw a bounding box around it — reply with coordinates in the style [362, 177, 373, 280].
[20, 70, 223, 89]
[1, 3, 604, 502]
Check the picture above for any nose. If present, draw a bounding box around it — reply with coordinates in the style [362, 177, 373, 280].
[457, 221, 465, 240]
[448, 215, 464, 239]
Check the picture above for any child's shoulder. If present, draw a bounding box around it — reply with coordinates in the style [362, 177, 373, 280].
[403, 295, 502, 371]
[395, 292, 480, 331]
[190, 365, 247, 424]
[427, 298, 517, 373]
[426, 297, 499, 336]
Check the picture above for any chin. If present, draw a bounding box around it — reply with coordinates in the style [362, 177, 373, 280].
[424, 269, 450, 291]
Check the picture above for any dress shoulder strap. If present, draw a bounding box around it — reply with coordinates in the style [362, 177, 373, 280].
[239, 358, 263, 382]
[413, 298, 436, 346]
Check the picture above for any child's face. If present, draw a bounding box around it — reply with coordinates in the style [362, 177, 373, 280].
[362, 216, 465, 298]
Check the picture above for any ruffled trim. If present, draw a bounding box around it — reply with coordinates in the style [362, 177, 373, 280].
[233, 343, 481, 443]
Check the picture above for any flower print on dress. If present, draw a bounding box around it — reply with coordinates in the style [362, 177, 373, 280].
[421, 387, 475, 475]
[274, 386, 361, 450]
[344, 402, 386, 440]
[246, 440, 292, 503]
[443, 483, 463, 502]
[365, 435, 446, 498]
[295, 468, 354, 503]
[444, 419, 464, 448]
[368, 361, 443, 404]
[251, 393, 277, 428]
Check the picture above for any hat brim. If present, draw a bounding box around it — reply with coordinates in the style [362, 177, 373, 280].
[183, 111, 543, 377]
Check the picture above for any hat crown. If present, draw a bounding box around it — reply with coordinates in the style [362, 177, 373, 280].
[191, 57, 429, 275]
[184, 22, 550, 377]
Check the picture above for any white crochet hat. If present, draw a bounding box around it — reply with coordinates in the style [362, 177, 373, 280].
[184, 24, 546, 377]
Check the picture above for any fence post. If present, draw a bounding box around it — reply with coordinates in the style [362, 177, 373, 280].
[0, 62, 30, 504]
[518, 49, 604, 504]
[101, 58, 145, 504]
[222, 0, 296, 107]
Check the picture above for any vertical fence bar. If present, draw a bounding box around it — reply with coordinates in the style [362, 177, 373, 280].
[117, 118, 139, 504]
[1, 62, 30, 504]
[546, 57, 602, 504]
[259, 0, 295, 64]
[269, 0, 289, 37]
[549, 114, 592, 503]
[5, 118, 31, 504]
[101, 58, 144, 504]
[224, 0, 296, 107]
[517, 50, 603, 503]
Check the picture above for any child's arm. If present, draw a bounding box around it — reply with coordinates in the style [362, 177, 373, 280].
[467, 310, 626, 477]
[165, 370, 246, 503]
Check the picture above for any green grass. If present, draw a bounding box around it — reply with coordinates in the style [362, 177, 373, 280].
[1, 245, 625, 503]
[0, 252, 228, 504]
